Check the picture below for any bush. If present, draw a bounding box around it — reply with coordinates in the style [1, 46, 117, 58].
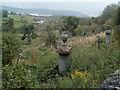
[2, 33, 21, 66]
[36, 65, 58, 83]
[31, 32, 38, 39]
[45, 31, 58, 48]
[75, 24, 105, 36]
[2, 64, 39, 89]
[113, 26, 120, 42]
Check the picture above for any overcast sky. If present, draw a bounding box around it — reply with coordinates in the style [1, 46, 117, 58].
[2, 0, 120, 2]
[2, 0, 119, 16]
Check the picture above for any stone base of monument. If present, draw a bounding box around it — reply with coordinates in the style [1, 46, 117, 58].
[57, 45, 71, 73]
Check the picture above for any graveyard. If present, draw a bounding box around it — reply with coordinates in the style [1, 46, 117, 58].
[1, 2, 120, 89]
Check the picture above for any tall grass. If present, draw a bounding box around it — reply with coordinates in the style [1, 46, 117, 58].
[22, 31, 119, 88]
[69, 34, 119, 87]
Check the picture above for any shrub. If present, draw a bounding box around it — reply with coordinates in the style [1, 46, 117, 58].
[31, 32, 38, 39]
[2, 33, 21, 66]
[45, 31, 58, 48]
[36, 64, 58, 83]
[2, 64, 39, 89]
[113, 26, 120, 42]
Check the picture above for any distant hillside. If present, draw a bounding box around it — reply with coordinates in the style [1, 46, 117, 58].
[2, 6, 88, 17]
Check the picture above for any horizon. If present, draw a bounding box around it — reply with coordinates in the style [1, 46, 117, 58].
[2, 2, 119, 17]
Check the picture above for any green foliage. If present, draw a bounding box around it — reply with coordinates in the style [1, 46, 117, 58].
[75, 24, 104, 36]
[22, 24, 38, 44]
[2, 10, 8, 18]
[62, 16, 79, 36]
[2, 65, 28, 89]
[2, 64, 39, 89]
[113, 26, 120, 44]
[2, 18, 14, 32]
[58, 77, 73, 88]
[31, 32, 38, 39]
[90, 4, 118, 25]
[36, 65, 58, 83]
[2, 3, 120, 88]
[41, 17, 65, 32]
[2, 32, 21, 66]
[112, 7, 120, 25]
[117, 7, 120, 25]
[70, 41, 119, 86]
[101, 4, 118, 24]
[39, 46, 48, 56]
[23, 24, 34, 35]
[79, 18, 91, 25]
[45, 31, 58, 48]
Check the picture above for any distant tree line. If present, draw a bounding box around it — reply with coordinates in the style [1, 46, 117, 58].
[61, 4, 119, 36]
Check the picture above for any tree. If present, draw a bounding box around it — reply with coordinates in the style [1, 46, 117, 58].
[112, 7, 120, 25]
[22, 24, 36, 44]
[101, 4, 118, 24]
[62, 16, 79, 36]
[41, 17, 64, 47]
[112, 7, 120, 43]
[41, 17, 65, 32]
[10, 11, 16, 15]
[2, 10, 8, 18]
[3, 18, 14, 32]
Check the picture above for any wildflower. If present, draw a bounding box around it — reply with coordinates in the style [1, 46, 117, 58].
[71, 74, 75, 79]
[83, 77, 87, 82]
[75, 71, 83, 76]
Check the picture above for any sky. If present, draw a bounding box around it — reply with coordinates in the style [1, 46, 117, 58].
[2, 0, 120, 2]
[2, 0, 120, 16]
